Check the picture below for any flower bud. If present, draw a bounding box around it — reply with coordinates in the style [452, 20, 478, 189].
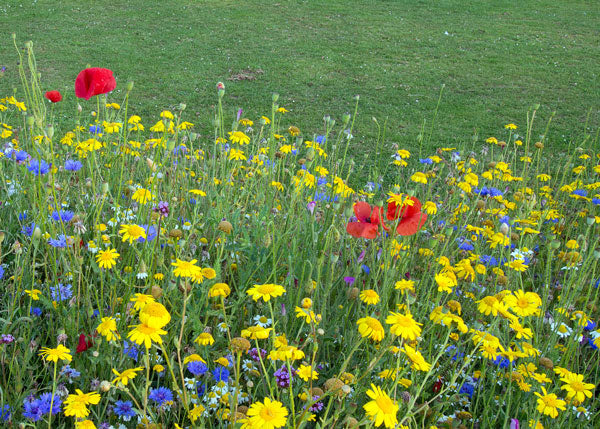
[32, 227, 42, 241]
[77, 104, 83, 113]
[218, 220, 233, 234]
[151, 285, 163, 299]
[101, 182, 109, 195]
[179, 103, 186, 111]
[26, 115, 35, 127]
[126, 81, 134, 92]
[499, 223, 509, 235]
[272, 92, 279, 103]
[100, 380, 112, 392]
[46, 125, 54, 139]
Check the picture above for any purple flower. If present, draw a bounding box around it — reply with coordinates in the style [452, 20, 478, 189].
[27, 159, 51, 176]
[274, 365, 295, 388]
[187, 361, 208, 376]
[510, 419, 519, 429]
[154, 201, 169, 217]
[306, 201, 316, 214]
[343, 276, 355, 286]
[1, 334, 15, 344]
[248, 347, 267, 363]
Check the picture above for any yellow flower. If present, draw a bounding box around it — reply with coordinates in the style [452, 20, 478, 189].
[127, 324, 167, 348]
[357, 317, 385, 342]
[505, 123, 517, 130]
[189, 403, 206, 422]
[139, 302, 171, 329]
[96, 248, 120, 269]
[394, 279, 415, 294]
[401, 345, 431, 371]
[96, 317, 120, 341]
[241, 325, 272, 340]
[504, 290, 541, 317]
[171, 258, 200, 278]
[535, 387, 566, 418]
[64, 389, 101, 419]
[363, 384, 399, 428]
[297, 364, 319, 382]
[246, 283, 286, 302]
[194, 332, 215, 346]
[410, 172, 427, 184]
[435, 271, 457, 293]
[229, 131, 250, 145]
[385, 311, 422, 341]
[560, 373, 595, 403]
[25, 288, 42, 300]
[228, 148, 247, 161]
[131, 188, 154, 204]
[244, 397, 288, 428]
[209, 282, 231, 298]
[507, 259, 528, 272]
[423, 201, 437, 215]
[112, 367, 144, 386]
[75, 420, 97, 429]
[39, 344, 72, 363]
[119, 224, 146, 244]
[359, 289, 380, 305]
[130, 293, 155, 311]
[295, 306, 319, 324]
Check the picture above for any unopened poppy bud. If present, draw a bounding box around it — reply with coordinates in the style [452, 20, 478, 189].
[218, 220, 233, 234]
[533, 103, 540, 110]
[353, 94, 360, 101]
[126, 80, 134, 92]
[342, 112, 351, 124]
[32, 227, 42, 241]
[46, 124, 54, 139]
[499, 223, 509, 235]
[100, 380, 111, 392]
[101, 182, 109, 194]
[146, 158, 156, 171]
[11, 33, 16, 40]
[328, 118, 336, 127]
[272, 92, 279, 103]
[179, 103, 186, 111]
[77, 104, 83, 113]
[26, 115, 34, 127]
[317, 328, 324, 336]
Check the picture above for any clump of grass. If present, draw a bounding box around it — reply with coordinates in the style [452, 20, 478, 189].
[0, 41, 599, 428]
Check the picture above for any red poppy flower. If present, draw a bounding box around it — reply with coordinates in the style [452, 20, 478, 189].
[76, 333, 94, 353]
[383, 196, 427, 236]
[75, 67, 116, 100]
[346, 201, 383, 239]
[44, 90, 62, 103]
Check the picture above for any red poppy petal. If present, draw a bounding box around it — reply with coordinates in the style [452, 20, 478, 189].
[44, 90, 62, 103]
[75, 68, 116, 100]
[346, 222, 378, 239]
[396, 212, 427, 236]
[353, 201, 373, 222]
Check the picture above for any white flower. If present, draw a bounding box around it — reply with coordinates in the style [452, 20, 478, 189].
[550, 321, 572, 338]
[136, 272, 148, 280]
[253, 315, 272, 327]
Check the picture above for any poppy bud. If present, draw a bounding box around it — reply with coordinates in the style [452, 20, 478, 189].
[499, 223, 509, 235]
[100, 380, 111, 392]
[77, 104, 83, 113]
[32, 227, 42, 241]
[179, 103, 186, 111]
[533, 103, 541, 110]
[26, 115, 34, 127]
[272, 92, 279, 103]
[342, 112, 351, 125]
[101, 182, 109, 194]
[11, 32, 16, 40]
[126, 81, 134, 92]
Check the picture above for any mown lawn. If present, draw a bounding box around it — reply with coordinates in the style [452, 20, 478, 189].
[2, 0, 598, 164]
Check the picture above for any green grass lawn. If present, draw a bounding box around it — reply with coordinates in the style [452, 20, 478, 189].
[2, 0, 598, 168]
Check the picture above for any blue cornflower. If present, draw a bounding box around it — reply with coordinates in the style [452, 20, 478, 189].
[419, 158, 433, 164]
[15, 150, 29, 162]
[64, 159, 83, 171]
[459, 383, 475, 399]
[22, 222, 36, 236]
[59, 364, 81, 381]
[30, 307, 42, 317]
[492, 356, 510, 368]
[317, 177, 328, 187]
[148, 387, 173, 406]
[584, 320, 597, 331]
[123, 341, 139, 361]
[212, 367, 230, 383]
[37, 393, 61, 416]
[18, 212, 28, 221]
[315, 135, 325, 144]
[498, 215, 511, 225]
[361, 264, 370, 275]
[48, 235, 68, 248]
[22, 397, 44, 421]
[0, 404, 11, 422]
[113, 400, 136, 421]
[0, 265, 4, 280]
[592, 198, 600, 205]
[458, 239, 474, 252]
[572, 189, 588, 197]
[136, 225, 157, 243]
[27, 159, 51, 176]
[187, 361, 208, 376]
[51, 210, 75, 223]
[50, 283, 73, 302]
[479, 255, 499, 267]
[89, 125, 103, 134]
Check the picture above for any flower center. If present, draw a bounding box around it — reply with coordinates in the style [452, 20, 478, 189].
[375, 396, 395, 414]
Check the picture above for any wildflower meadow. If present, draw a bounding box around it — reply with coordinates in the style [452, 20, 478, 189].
[0, 40, 599, 429]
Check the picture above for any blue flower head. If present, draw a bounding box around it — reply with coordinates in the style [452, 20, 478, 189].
[212, 367, 230, 383]
[123, 341, 139, 361]
[148, 387, 173, 406]
[114, 400, 136, 421]
[27, 159, 51, 176]
[187, 361, 208, 376]
[64, 159, 83, 171]
[50, 283, 73, 302]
